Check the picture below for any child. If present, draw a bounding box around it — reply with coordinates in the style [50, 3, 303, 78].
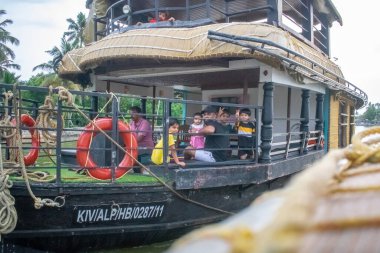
[189, 112, 205, 149]
[235, 108, 256, 160]
[149, 11, 175, 23]
[151, 118, 186, 167]
[218, 108, 232, 131]
[218, 108, 233, 158]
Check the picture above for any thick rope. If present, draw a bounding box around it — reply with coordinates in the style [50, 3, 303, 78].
[56, 87, 233, 215]
[335, 126, 380, 181]
[12, 85, 64, 209]
[0, 89, 57, 182]
[0, 142, 18, 240]
[36, 87, 61, 149]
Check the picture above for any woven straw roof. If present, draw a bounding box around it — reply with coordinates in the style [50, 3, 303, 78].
[59, 22, 343, 80]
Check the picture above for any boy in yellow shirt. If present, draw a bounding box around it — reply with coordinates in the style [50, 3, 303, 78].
[151, 118, 186, 167]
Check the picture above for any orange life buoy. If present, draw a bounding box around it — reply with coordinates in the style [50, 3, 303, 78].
[308, 137, 324, 147]
[76, 118, 138, 180]
[11, 114, 40, 166]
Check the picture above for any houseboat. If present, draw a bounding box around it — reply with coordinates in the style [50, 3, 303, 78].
[0, 0, 367, 252]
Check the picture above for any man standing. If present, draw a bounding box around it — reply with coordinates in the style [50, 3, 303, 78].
[185, 105, 229, 162]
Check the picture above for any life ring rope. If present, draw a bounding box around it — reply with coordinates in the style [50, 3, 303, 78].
[76, 118, 138, 180]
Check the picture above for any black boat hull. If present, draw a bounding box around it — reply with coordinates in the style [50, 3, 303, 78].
[3, 178, 286, 252]
[3, 150, 326, 252]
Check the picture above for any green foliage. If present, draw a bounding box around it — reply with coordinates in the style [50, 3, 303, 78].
[33, 11, 86, 76]
[0, 70, 19, 84]
[0, 10, 21, 75]
[64, 12, 86, 48]
[358, 102, 380, 123]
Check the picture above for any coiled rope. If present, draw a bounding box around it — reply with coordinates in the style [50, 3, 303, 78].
[169, 127, 380, 253]
[11, 85, 65, 209]
[36, 86, 64, 151]
[0, 142, 17, 241]
[335, 126, 380, 181]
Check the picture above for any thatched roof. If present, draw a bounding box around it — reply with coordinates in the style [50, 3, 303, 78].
[59, 22, 367, 108]
[60, 22, 342, 77]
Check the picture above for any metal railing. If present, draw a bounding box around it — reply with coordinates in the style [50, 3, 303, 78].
[1, 83, 329, 185]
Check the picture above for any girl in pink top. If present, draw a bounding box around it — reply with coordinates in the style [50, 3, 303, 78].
[189, 112, 205, 149]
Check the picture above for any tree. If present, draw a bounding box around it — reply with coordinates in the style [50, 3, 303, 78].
[361, 102, 378, 123]
[0, 70, 20, 84]
[0, 10, 20, 75]
[33, 12, 86, 75]
[0, 55, 20, 75]
[32, 60, 55, 73]
[64, 12, 86, 48]
[33, 37, 74, 73]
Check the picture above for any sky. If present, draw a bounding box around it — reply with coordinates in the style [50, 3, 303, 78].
[3, 0, 87, 78]
[2, 0, 379, 110]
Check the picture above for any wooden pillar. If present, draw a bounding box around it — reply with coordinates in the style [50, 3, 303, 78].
[106, 81, 111, 114]
[267, 0, 282, 26]
[300, 89, 310, 153]
[243, 78, 249, 104]
[90, 94, 99, 120]
[260, 82, 274, 163]
[141, 97, 147, 119]
[315, 93, 324, 132]
[286, 87, 292, 133]
[315, 93, 324, 150]
[301, 0, 314, 42]
[152, 86, 156, 133]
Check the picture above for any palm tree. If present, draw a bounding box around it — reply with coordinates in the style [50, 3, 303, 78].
[0, 55, 20, 75]
[0, 70, 20, 84]
[33, 37, 74, 73]
[64, 12, 86, 48]
[0, 10, 20, 75]
[32, 60, 54, 73]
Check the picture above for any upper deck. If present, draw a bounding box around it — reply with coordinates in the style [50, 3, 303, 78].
[88, 0, 341, 56]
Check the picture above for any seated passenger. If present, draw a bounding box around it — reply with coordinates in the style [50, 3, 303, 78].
[149, 11, 176, 23]
[136, 11, 175, 26]
[129, 106, 154, 171]
[184, 106, 230, 162]
[218, 108, 233, 133]
[189, 112, 205, 149]
[235, 108, 256, 160]
[151, 118, 186, 168]
[218, 108, 234, 158]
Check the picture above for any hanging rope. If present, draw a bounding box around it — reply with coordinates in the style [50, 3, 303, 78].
[36, 86, 63, 149]
[56, 87, 233, 215]
[11, 85, 65, 209]
[0, 142, 18, 240]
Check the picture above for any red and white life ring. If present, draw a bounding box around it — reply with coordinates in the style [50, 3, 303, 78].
[11, 114, 40, 166]
[76, 118, 138, 180]
[308, 136, 325, 147]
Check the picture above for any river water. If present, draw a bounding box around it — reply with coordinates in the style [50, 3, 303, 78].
[355, 125, 368, 133]
[94, 241, 173, 253]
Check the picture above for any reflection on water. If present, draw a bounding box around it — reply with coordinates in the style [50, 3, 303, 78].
[355, 125, 368, 133]
[93, 241, 172, 253]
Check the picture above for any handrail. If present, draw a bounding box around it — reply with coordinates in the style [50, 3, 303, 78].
[0, 83, 263, 173]
[207, 30, 368, 108]
[105, 0, 125, 17]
